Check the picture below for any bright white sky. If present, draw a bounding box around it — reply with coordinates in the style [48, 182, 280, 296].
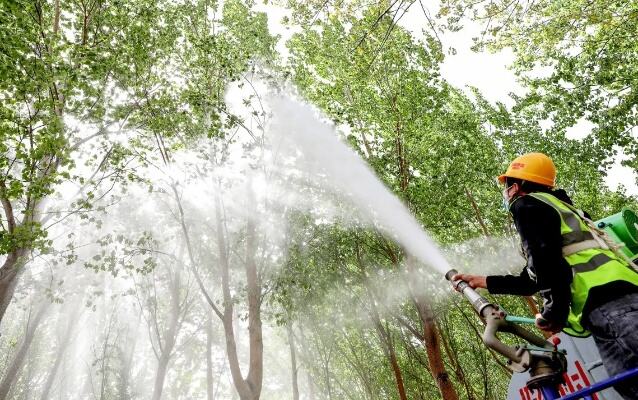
[257, 1, 638, 196]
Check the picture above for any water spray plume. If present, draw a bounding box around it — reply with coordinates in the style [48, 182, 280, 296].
[267, 94, 451, 274]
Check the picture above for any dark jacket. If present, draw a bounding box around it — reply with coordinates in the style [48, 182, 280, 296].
[486, 189, 573, 325]
[485, 189, 637, 328]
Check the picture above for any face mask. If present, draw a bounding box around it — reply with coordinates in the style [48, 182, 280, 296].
[502, 184, 515, 211]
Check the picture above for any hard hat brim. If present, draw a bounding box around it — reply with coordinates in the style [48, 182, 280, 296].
[497, 172, 555, 187]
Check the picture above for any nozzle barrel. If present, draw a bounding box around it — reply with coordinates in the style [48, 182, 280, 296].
[444, 268, 493, 317]
[445, 269, 458, 281]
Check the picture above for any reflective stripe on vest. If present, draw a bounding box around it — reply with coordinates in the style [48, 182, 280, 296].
[524, 192, 638, 337]
[571, 253, 614, 273]
[527, 193, 591, 245]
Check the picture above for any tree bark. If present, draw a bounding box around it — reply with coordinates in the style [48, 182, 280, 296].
[206, 312, 215, 400]
[151, 270, 181, 400]
[0, 302, 48, 400]
[356, 242, 407, 400]
[244, 220, 263, 397]
[369, 306, 408, 400]
[214, 192, 263, 400]
[287, 324, 300, 400]
[464, 187, 490, 237]
[0, 4, 65, 327]
[0, 251, 27, 324]
[439, 314, 475, 400]
[152, 352, 171, 400]
[53, 0, 60, 35]
[172, 183, 261, 400]
[405, 261, 458, 400]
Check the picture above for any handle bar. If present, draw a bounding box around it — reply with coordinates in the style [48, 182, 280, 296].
[445, 269, 556, 372]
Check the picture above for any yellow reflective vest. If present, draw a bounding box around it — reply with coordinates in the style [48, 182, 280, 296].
[523, 192, 638, 337]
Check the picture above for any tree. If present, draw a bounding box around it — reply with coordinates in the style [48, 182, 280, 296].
[0, 0, 179, 323]
[284, 4, 506, 397]
[0, 0, 277, 328]
[440, 0, 638, 174]
[133, 258, 194, 400]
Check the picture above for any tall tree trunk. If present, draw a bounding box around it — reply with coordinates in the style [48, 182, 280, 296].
[206, 312, 215, 400]
[152, 352, 171, 400]
[0, 302, 47, 400]
[287, 324, 300, 400]
[0, 251, 27, 324]
[215, 193, 263, 400]
[176, 179, 264, 400]
[386, 99, 458, 399]
[173, 182, 258, 400]
[307, 371, 316, 400]
[117, 314, 141, 400]
[369, 306, 408, 400]
[39, 305, 79, 400]
[405, 260, 458, 400]
[464, 187, 490, 237]
[356, 242, 407, 400]
[151, 270, 181, 400]
[0, 2, 65, 326]
[244, 220, 263, 397]
[439, 314, 476, 400]
[0, 156, 60, 326]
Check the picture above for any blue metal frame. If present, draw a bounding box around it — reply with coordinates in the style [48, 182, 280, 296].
[536, 366, 638, 400]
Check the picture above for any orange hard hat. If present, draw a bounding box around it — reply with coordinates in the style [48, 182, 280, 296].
[497, 152, 556, 187]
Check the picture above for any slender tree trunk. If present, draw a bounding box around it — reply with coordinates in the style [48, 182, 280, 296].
[464, 187, 490, 237]
[340, 335, 375, 399]
[216, 197, 251, 399]
[0, 302, 47, 400]
[0, 251, 27, 324]
[173, 182, 259, 400]
[439, 315, 475, 400]
[39, 305, 78, 400]
[391, 94, 409, 193]
[369, 307, 408, 400]
[152, 352, 171, 400]
[287, 324, 300, 400]
[244, 220, 263, 397]
[0, 3, 65, 327]
[0, 158, 59, 326]
[206, 312, 215, 400]
[307, 371, 316, 400]
[367, 297, 406, 397]
[405, 261, 458, 400]
[215, 193, 263, 400]
[410, 293, 458, 399]
[117, 315, 141, 400]
[53, 0, 60, 35]
[99, 302, 117, 400]
[151, 270, 181, 400]
[356, 242, 407, 400]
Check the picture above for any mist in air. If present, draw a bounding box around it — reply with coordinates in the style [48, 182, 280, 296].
[0, 86, 510, 400]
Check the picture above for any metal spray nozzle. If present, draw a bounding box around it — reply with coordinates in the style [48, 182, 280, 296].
[444, 269, 458, 281]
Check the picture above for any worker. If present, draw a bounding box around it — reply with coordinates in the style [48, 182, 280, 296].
[452, 152, 638, 399]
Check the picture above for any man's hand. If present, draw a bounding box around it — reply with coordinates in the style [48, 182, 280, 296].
[534, 313, 563, 334]
[450, 273, 487, 290]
